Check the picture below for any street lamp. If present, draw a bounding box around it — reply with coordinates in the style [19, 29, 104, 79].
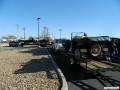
[59, 29, 62, 39]
[23, 27, 26, 40]
[37, 17, 41, 46]
[15, 24, 19, 41]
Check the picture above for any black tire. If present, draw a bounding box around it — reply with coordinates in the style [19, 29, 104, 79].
[54, 50, 59, 55]
[63, 55, 73, 69]
[91, 44, 102, 57]
[16, 44, 18, 47]
[21, 43, 24, 47]
[74, 48, 80, 59]
[44, 44, 46, 47]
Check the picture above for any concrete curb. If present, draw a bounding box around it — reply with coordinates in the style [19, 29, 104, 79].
[45, 48, 68, 90]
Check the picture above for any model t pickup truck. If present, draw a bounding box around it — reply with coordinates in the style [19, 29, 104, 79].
[63, 32, 120, 87]
[63, 32, 119, 66]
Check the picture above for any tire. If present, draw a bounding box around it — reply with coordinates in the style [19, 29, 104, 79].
[16, 44, 18, 47]
[54, 50, 58, 55]
[91, 44, 102, 57]
[63, 55, 73, 68]
[21, 43, 24, 47]
[74, 48, 80, 59]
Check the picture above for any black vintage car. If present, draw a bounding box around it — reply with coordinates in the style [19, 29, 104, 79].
[63, 32, 118, 66]
[9, 41, 20, 47]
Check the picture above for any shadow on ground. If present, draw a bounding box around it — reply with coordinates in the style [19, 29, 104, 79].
[47, 47, 120, 90]
[105, 76, 120, 86]
[70, 80, 98, 90]
[47, 47, 100, 89]
[19, 47, 48, 56]
[14, 57, 56, 79]
[14, 47, 59, 80]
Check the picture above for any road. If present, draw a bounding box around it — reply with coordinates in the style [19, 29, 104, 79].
[47, 47, 120, 90]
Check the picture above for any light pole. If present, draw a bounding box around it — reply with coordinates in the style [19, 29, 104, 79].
[37, 17, 40, 46]
[16, 24, 19, 41]
[23, 27, 26, 40]
[59, 29, 62, 39]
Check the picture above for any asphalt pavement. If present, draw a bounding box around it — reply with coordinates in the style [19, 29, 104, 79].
[47, 47, 120, 90]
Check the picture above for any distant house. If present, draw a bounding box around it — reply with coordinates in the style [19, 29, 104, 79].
[1, 35, 17, 42]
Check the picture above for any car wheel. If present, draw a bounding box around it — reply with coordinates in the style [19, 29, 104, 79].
[74, 48, 80, 59]
[91, 44, 102, 57]
[63, 55, 73, 68]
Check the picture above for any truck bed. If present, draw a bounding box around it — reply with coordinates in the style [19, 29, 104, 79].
[80, 59, 120, 72]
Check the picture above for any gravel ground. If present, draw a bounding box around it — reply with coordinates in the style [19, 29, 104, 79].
[0, 43, 9, 47]
[0, 47, 60, 90]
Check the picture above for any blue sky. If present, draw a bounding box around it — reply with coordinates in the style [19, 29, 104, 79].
[0, 0, 120, 39]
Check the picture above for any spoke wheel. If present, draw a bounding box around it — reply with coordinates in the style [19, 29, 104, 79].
[91, 44, 101, 57]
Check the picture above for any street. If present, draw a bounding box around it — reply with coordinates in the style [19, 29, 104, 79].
[47, 47, 120, 90]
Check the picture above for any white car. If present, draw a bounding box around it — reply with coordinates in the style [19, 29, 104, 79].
[52, 39, 66, 54]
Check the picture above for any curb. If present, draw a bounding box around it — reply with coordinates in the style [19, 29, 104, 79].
[45, 48, 68, 90]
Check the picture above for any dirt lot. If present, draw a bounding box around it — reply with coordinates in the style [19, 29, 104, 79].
[0, 43, 9, 47]
[0, 47, 60, 90]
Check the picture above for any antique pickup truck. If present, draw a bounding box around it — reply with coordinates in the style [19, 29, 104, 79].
[63, 32, 119, 66]
[63, 32, 120, 87]
[64, 33, 112, 60]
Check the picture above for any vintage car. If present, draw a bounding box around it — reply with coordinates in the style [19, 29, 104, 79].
[63, 32, 118, 66]
[9, 41, 19, 47]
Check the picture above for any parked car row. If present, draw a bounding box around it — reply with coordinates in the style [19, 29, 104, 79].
[9, 41, 24, 47]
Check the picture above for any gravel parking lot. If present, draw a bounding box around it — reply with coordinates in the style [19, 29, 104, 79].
[0, 46, 60, 90]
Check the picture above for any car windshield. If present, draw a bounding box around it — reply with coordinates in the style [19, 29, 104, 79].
[54, 39, 59, 43]
[10, 41, 17, 43]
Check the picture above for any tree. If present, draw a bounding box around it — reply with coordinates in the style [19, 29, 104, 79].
[8, 35, 16, 39]
[29, 36, 34, 40]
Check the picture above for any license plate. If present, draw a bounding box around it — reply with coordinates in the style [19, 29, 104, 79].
[80, 49, 87, 52]
[103, 48, 108, 51]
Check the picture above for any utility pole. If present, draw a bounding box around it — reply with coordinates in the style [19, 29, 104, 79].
[47, 28, 48, 38]
[59, 29, 62, 39]
[37, 17, 40, 46]
[23, 27, 26, 40]
[16, 24, 19, 41]
[43, 27, 46, 38]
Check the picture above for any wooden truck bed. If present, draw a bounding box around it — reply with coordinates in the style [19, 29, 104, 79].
[80, 59, 120, 72]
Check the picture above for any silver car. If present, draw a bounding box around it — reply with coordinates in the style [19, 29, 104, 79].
[52, 39, 66, 54]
